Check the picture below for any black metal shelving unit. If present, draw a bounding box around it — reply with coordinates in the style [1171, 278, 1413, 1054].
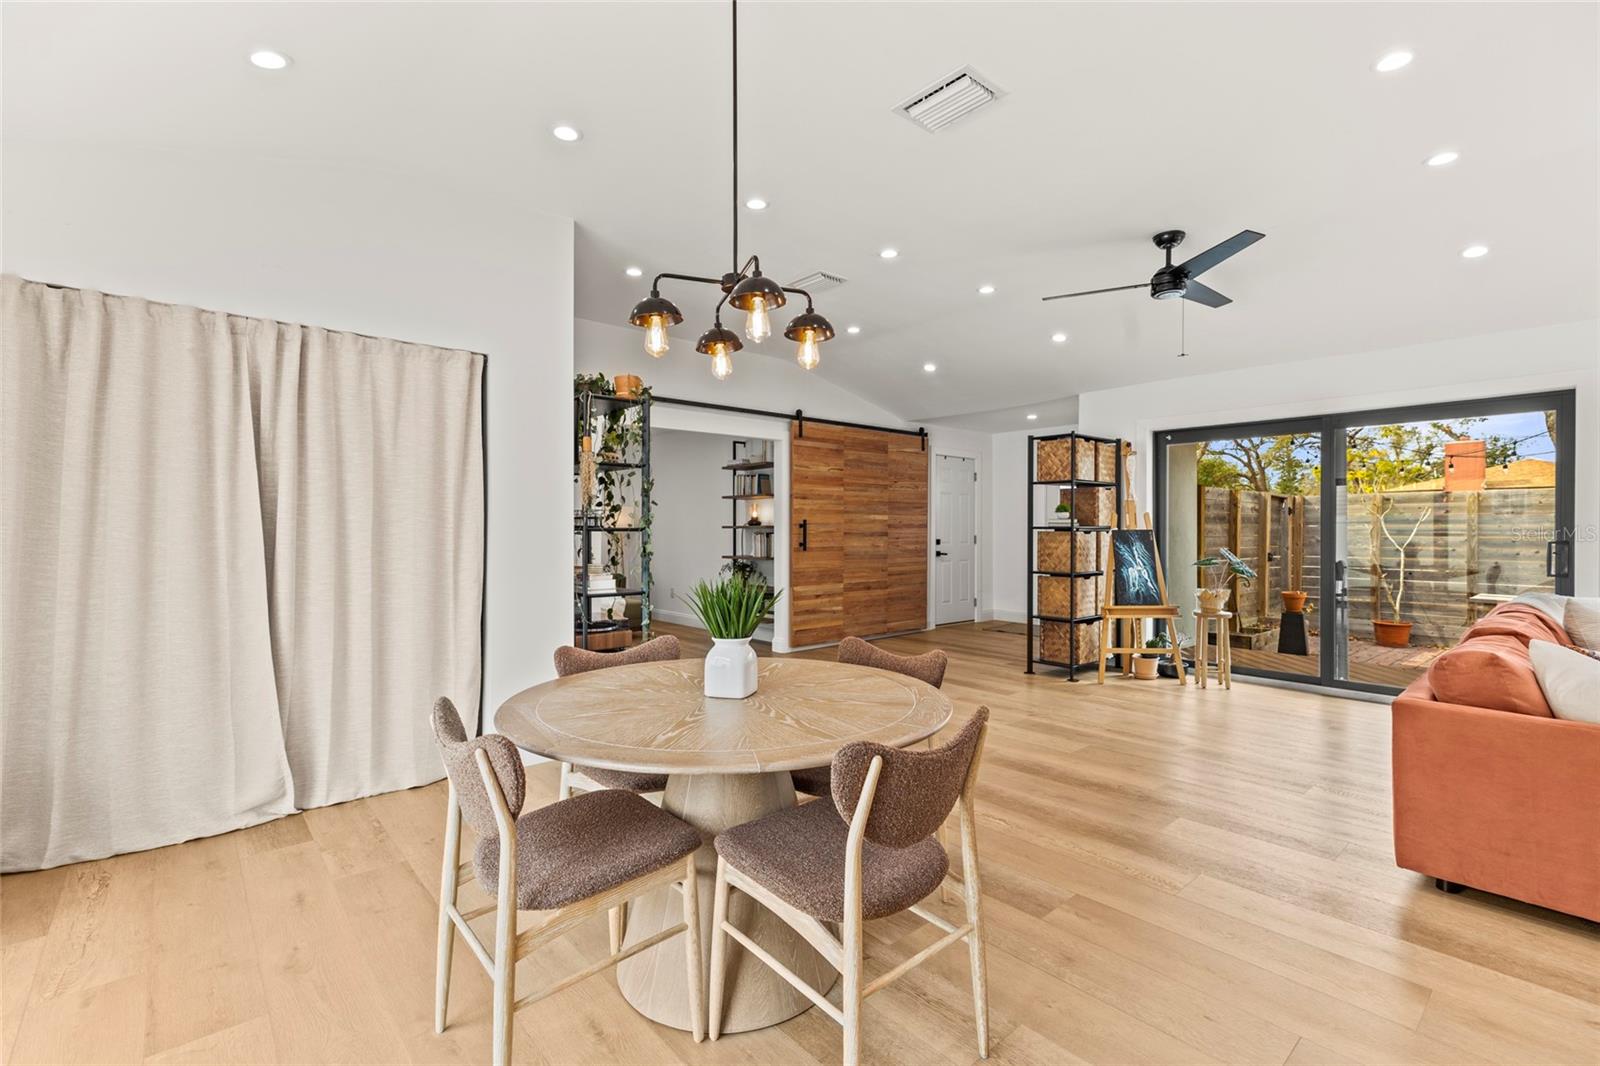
[1025, 431, 1124, 679]
[574, 391, 652, 650]
[725, 442, 776, 623]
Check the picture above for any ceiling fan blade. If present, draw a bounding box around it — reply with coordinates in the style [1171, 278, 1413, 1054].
[1181, 279, 1231, 308]
[1175, 229, 1264, 279]
[1041, 282, 1146, 302]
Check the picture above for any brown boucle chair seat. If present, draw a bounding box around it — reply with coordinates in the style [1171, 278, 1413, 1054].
[553, 636, 681, 793]
[474, 789, 702, 911]
[714, 798, 948, 921]
[793, 637, 950, 799]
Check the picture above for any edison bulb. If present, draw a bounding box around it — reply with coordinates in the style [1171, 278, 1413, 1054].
[644, 316, 669, 357]
[744, 296, 771, 343]
[796, 331, 820, 370]
[710, 348, 734, 380]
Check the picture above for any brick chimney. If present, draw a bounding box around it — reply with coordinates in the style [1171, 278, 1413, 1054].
[1444, 440, 1487, 492]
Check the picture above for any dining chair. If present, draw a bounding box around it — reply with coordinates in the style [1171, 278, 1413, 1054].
[430, 697, 705, 1066]
[790, 637, 959, 900]
[708, 708, 990, 1066]
[551, 635, 679, 951]
[552, 635, 678, 800]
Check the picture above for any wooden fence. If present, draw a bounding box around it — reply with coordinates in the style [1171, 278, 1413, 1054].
[1198, 486, 1553, 646]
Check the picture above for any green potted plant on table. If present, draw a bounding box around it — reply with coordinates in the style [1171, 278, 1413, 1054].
[1195, 547, 1256, 612]
[680, 572, 783, 699]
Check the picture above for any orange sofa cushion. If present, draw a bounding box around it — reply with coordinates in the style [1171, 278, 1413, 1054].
[1427, 602, 1566, 717]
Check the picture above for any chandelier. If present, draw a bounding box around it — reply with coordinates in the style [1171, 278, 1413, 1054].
[626, 0, 834, 380]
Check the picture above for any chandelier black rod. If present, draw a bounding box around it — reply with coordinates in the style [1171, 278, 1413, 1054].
[731, 0, 739, 273]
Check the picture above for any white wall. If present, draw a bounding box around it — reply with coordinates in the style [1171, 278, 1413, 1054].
[2, 139, 576, 724]
[1074, 319, 1600, 596]
[988, 421, 1076, 621]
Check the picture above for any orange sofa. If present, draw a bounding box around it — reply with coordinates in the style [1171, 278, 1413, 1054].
[1391, 602, 1600, 921]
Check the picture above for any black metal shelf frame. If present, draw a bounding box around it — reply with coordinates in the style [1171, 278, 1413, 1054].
[1024, 431, 1124, 680]
[574, 391, 651, 650]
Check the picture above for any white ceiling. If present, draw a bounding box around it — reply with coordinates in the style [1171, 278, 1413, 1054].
[7, 2, 1597, 429]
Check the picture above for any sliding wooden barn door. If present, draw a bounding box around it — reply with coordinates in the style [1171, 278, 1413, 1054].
[790, 422, 927, 646]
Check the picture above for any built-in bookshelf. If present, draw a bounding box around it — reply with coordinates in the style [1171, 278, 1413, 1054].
[724, 443, 776, 624]
[573, 390, 651, 651]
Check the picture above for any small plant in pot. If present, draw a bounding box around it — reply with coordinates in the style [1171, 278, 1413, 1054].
[1195, 548, 1256, 612]
[1133, 636, 1164, 680]
[679, 572, 783, 699]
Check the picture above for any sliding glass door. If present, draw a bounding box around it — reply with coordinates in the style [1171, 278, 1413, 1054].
[1156, 391, 1575, 694]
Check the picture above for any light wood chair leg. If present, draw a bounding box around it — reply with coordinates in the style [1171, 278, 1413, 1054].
[708, 855, 732, 1041]
[434, 786, 462, 1034]
[608, 905, 625, 954]
[842, 906, 863, 1066]
[490, 840, 518, 1066]
[557, 762, 573, 801]
[959, 799, 990, 1058]
[681, 855, 705, 1042]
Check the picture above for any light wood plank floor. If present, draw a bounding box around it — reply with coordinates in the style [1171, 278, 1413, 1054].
[4, 621, 1596, 1065]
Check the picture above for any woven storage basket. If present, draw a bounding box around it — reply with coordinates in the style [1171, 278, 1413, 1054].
[1039, 576, 1099, 618]
[1073, 486, 1115, 526]
[1040, 620, 1100, 665]
[1073, 530, 1100, 572]
[1035, 438, 1071, 482]
[1096, 441, 1119, 482]
[1036, 530, 1071, 573]
[1073, 440, 1097, 481]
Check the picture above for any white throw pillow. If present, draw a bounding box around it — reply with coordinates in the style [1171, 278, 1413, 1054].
[1512, 590, 1568, 626]
[1563, 597, 1600, 651]
[1528, 639, 1600, 724]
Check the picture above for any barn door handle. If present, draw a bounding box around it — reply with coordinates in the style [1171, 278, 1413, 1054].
[799, 519, 808, 551]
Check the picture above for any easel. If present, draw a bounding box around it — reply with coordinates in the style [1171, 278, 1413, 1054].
[1098, 513, 1185, 686]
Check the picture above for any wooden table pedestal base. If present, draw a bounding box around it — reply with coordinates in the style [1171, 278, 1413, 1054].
[616, 771, 838, 1033]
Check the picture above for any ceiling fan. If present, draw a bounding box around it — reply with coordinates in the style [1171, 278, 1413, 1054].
[1042, 229, 1265, 308]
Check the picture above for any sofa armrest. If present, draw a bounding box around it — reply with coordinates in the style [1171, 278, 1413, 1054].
[1392, 693, 1600, 921]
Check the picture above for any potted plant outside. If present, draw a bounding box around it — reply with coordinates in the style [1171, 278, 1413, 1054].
[1195, 548, 1256, 612]
[680, 572, 783, 698]
[1368, 496, 1431, 648]
[1281, 589, 1307, 613]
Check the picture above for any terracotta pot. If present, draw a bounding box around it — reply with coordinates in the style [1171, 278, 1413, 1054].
[1132, 655, 1161, 681]
[1197, 588, 1231, 612]
[1372, 619, 1413, 648]
[1281, 590, 1307, 614]
[613, 374, 643, 399]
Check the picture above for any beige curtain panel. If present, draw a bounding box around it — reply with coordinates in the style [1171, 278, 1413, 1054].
[1, 276, 484, 871]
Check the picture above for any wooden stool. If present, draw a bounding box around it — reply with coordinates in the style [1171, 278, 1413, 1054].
[1193, 609, 1233, 689]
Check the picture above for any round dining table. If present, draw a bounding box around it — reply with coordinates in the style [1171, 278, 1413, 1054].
[494, 655, 952, 1034]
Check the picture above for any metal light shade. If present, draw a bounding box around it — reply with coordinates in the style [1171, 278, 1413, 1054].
[628, 293, 684, 328]
[783, 310, 835, 343]
[695, 323, 745, 355]
[727, 273, 786, 312]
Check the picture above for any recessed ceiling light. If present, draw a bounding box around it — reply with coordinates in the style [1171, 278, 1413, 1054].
[1425, 150, 1460, 167]
[977, 284, 995, 295]
[846, 325, 861, 334]
[879, 248, 899, 260]
[1461, 244, 1489, 259]
[1026, 413, 1038, 421]
[625, 266, 643, 278]
[551, 125, 582, 142]
[249, 50, 289, 70]
[1374, 50, 1413, 73]
[1051, 332, 1068, 344]
[745, 198, 768, 211]
[923, 363, 937, 373]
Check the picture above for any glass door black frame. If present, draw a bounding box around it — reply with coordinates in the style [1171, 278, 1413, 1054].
[1153, 389, 1576, 696]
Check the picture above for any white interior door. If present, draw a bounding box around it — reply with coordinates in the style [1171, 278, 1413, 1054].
[934, 454, 977, 625]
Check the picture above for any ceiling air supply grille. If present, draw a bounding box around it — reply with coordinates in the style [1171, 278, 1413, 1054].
[896, 67, 1003, 133]
[787, 271, 847, 293]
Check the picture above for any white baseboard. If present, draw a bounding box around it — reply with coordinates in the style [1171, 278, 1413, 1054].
[989, 608, 1027, 623]
[650, 608, 705, 628]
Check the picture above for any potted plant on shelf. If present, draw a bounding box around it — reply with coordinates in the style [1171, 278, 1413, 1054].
[680, 572, 783, 699]
[1195, 547, 1256, 612]
[1051, 500, 1076, 527]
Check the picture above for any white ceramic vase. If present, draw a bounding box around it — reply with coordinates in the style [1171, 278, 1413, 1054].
[704, 637, 758, 699]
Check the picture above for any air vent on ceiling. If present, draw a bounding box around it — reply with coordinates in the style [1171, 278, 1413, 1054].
[787, 270, 847, 293]
[896, 66, 1004, 133]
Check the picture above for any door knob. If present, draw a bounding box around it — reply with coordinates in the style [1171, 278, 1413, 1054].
[935, 550, 949, 557]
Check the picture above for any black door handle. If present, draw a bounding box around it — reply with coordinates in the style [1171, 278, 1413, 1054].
[799, 519, 808, 552]
[936, 550, 948, 557]
[1547, 538, 1572, 578]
